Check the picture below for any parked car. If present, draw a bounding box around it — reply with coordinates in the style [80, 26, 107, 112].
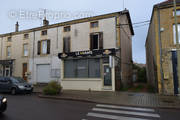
[0, 77, 33, 95]
[0, 96, 7, 113]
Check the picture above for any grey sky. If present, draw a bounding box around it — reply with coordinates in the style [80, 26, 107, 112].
[0, 0, 164, 64]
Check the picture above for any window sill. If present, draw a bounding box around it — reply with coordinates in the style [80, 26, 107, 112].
[62, 78, 102, 81]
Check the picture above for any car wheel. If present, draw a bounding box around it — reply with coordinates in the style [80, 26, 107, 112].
[11, 88, 16, 95]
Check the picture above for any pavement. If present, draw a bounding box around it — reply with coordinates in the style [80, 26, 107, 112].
[0, 94, 180, 120]
[34, 86, 180, 109]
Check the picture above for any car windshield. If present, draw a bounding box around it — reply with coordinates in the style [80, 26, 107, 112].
[11, 77, 26, 83]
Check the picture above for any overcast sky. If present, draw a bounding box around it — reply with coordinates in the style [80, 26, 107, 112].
[0, 0, 165, 64]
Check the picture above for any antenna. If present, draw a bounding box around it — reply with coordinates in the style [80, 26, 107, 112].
[44, 9, 47, 19]
[123, 0, 125, 10]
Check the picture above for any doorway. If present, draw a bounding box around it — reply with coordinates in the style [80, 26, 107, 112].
[172, 51, 179, 95]
[104, 65, 112, 86]
[22, 63, 27, 81]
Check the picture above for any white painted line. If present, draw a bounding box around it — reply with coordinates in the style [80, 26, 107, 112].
[96, 104, 155, 112]
[92, 108, 160, 118]
[87, 112, 150, 120]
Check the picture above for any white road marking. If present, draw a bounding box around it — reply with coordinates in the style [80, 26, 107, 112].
[96, 104, 155, 112]
[87, 112, 150, 120]
[92, 108, 160, 118]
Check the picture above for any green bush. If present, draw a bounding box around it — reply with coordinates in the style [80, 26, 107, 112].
[43, 81, 62, 95]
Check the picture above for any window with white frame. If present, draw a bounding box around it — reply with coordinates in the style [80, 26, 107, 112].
[37, 40, 50, 55]
[173, 24, 180, 44]
[42, 40, 47, 54]
[23, 44, 28, 56]
[7, 46, 11, 57]
[173, 9, 180, 16]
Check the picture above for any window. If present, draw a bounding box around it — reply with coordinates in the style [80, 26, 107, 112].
[64, 26, 71, 32]
[7, 46, 11, 57]
[90, 21, 99, 28]
[37, 40, 50, 55]
[7, 37, 12, 42]
[63, 37, 71, 53]
[24, 34, 29, 39]
[41, 30, 47, 36]
[90, 32, 103, 50]
[64, 58, 100, 78]
[173, 24, 180, 44]
[173, 9, 180, 16]
[23, 44, 28, 56]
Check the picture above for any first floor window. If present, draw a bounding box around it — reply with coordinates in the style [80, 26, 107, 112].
[23, 44, 28, 56]
[7, 46, 11, 57]
[64, 58, 100, 78]
[173, 24, 180, 44]
[37, 40, 50, 55]
[42, 40, 47, 54]
[90, 32, 103, 50]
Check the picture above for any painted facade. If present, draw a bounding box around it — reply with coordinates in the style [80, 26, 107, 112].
[0, 10, 134, 91]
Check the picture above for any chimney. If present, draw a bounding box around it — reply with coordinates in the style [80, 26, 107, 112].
[43, 17, 49, 26]
[15, 21, 19, 32]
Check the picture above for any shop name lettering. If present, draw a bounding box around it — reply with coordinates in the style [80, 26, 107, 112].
[75, 51, 93, 56]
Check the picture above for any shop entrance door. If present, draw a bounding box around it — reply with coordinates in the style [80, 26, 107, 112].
[104, 65, 112, 86]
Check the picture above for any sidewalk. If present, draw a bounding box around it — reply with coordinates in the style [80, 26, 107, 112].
[35, 87, 180, 109]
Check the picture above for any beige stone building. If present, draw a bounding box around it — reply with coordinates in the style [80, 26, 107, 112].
[146, 0, 180, 95]
[0, 10, 134, 91]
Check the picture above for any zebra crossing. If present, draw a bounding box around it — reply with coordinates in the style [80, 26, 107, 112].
[82, 104, 160, 120]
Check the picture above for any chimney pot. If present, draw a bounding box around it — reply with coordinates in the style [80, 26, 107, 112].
[15, 21, 19, 32]
[43, 17, 49, 26]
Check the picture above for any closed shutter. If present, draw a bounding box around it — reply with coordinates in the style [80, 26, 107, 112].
[37, 41, 41, 55]
[63, 37, 70, 53]
[99, 32, 103, 49]
[66, 37, 70, 53]
[47, 40, 50, 54]
[63, 38, 65, 53]
[90, 34, 93, 50]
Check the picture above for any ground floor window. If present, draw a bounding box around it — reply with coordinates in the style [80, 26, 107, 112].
[64, 58, 100, 78]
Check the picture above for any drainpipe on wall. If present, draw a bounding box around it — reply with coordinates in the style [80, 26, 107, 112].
[157, 5, 165, 95]
[32, 31, 35, 83]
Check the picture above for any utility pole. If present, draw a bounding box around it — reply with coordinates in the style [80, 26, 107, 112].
[173, 0, 180, 94]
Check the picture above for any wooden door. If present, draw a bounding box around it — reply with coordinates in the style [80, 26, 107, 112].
[22, 63, 27, 81]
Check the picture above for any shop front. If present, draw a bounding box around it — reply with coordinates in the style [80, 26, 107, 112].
[0, 60, 14, 77]
[58, 49, 117, 91]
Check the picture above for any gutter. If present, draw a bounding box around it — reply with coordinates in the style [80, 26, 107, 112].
[157, 5, 165, 94]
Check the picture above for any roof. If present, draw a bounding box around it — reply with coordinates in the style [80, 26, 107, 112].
[154, 0, 180, 8]
[145, 0, 180, 46]
[0, 10, 134, 37]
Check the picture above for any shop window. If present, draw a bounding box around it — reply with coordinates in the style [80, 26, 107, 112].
[64, 26, 71, 32]
[37, 40, 50, 55]
[89, 59, 100, 78]
[23, 44, 28, 56]
[63, 37, 71, 53]
[64, 60, 76, 78]
[77, 59, 88, 78]
[90, 21, 99, 28]
[41, 30, 47, 36]
[90, 32, 103, 50]
[64, 58, 100, 78]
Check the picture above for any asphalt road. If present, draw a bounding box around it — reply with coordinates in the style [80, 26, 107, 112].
[0, 94, 179, 120]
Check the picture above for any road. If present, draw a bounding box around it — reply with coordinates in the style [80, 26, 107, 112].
[0, 94, 180, 120]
